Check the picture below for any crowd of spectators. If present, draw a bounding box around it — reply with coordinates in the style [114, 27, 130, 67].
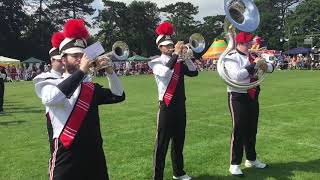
[1, 54, 320, 82]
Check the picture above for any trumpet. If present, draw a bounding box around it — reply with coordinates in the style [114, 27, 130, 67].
[93, 41, 129, 71]
[170, 33, 206, 59]
[186, 33, 206, 53]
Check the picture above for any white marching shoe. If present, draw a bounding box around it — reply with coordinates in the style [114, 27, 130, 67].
[229, 165, 244, 177]
[245, 159, 267, 169]
[173, 174, 192, 180]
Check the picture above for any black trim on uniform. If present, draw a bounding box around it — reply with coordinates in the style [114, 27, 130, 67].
[183, 63, 198, 77]
[46, 113, 54, 154]
[236, 48, 247, 56]
[165, 54, 179, 69]
[57, 70, 85, 98]
[45, 77, 59, 80]
[245, 64, 256, 75]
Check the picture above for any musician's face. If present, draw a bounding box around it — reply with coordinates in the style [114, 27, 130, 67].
[51, 58, 64, 73]
[62, 53, 83, 74]
[159, 44, 174, 56]
[237, 42, 252, 55]
[244, 41, 253, 49]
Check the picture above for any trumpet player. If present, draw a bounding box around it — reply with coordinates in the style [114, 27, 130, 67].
[225, 32, 274, 177]
[33, 32, 65, 155]
[33, 32, 65, 85]
[148, 22, 198, 180]
[35, 19, 125, 180]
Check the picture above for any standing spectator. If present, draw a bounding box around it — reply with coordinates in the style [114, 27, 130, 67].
[0, 66, 6, 112]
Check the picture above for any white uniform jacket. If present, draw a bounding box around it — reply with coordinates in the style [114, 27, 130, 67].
[34, 70, 124, 140]
[225, 50, 274, 93]
[148, 54, 197, 101]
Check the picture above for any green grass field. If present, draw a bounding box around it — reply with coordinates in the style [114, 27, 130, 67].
[0, 70, 319, 180]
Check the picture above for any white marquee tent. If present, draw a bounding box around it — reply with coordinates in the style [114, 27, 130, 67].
[0, 56, 21, 67]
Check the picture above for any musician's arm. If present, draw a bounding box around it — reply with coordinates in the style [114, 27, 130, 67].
[225, 58, 250, 80]
[57, 70, 85, 97]
[41, 84, 66, 106]
[183, 59, 198, 77]
[40, 70, 85, 105]
[148, 56, 178, 77]
[95, 71, 125, 105]
[165, 54, 179, 69]
[106, 71, 124, 96]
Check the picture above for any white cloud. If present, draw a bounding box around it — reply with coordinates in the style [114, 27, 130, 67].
[89, 0, 225, 34]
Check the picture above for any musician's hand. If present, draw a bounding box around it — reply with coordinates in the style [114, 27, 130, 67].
[96, 57, 108, 68]
[98, 56, 114, 74]
[174, 41, 184, 56]
[254, 57, 263, 64]
[260, 63, 268, 72]
[80, 53, 91, 74]
[105, 59, 114, 75]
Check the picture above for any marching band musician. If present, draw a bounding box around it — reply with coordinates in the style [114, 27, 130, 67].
[225, 32, 274, 177]
[148, 22, 198, 180]
[33, 32, 65, 85]
[35, 19, 125, 180]
[33, 32, 65, 154]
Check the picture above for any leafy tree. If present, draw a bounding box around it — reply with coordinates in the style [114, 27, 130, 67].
[48, 0, 95, 27]
[198, 15, 225, 53]
[127, 1, 160, 56]
[94, 1, 129, 51]
[160, 2, 199, 42]
[286, 0, 320, 48]
[95, 0, 160, 56]
[0, 0, 29, 59]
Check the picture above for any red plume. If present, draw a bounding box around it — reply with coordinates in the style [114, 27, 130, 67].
[51, 32, 65, 48]
[156, 21, 174, 35]
[64, 19, 89, 40]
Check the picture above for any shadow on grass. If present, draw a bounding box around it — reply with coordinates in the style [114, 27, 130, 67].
[1, 107, 43, 114]
[0, 120, 26, 126]
[193, 159, 320, 180]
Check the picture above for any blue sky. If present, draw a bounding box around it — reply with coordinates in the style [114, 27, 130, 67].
[89, 0, 225, 34]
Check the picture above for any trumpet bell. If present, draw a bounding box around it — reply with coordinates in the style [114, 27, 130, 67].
[112, 41, 129, 61]
[189, 33, 205, 53]
[224, 0, 260, 32]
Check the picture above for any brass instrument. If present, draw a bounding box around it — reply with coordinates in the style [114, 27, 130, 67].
[217, 0, 268, 90]
[94, 41, 129, 72]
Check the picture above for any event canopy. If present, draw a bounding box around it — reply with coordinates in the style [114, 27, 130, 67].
[23, 57, 45, 64]
[0, 56, 21, 67]
[283, 47, 312, 55]
[149, 55, 160, 60]
[127, 55, 150, 61]
[202, 40, 227, 60]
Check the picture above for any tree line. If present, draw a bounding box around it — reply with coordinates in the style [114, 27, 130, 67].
[0, 0, 319, 62]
